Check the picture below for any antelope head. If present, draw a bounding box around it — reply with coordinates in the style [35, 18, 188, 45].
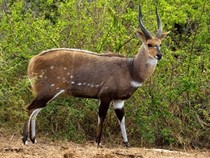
[136, 5, 169, 60]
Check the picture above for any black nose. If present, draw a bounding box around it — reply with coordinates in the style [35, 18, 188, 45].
[157, 53, 162, 60]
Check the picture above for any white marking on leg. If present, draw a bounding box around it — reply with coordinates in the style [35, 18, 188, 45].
[27, 108, 42, 137]
[31, 108, 42, 141]
[113, 100, 124, 109]
[28, 90, 65, 141]
[130, 81, 142, 88]
[113, 100, 128, 142]
[47, 89, 65, 104]
[98, 100, 101, 125]
[119, 116, 128, 142]
[98, 115, 101, 125]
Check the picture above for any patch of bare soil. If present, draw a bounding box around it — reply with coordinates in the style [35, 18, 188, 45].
[0, 134, 209, 158]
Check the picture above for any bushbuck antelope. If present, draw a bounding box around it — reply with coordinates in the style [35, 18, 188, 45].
[22, 5, 168, 147]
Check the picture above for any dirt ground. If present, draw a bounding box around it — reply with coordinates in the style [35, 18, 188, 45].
[0, 134, 209, 158]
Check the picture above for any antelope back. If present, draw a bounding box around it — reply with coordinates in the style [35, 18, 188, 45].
[27, 49, 130, 97]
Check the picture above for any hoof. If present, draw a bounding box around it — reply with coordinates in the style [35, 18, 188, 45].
[30, 137, 37, 144]
[95, 140, 103, 148]
[22, 136, 28, 145]
[97, 143, 103, 148]
[123, 141, 130, 148]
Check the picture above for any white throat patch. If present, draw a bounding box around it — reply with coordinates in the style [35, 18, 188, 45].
[147, 58, 158, 66]
[130, 81, 142, 88]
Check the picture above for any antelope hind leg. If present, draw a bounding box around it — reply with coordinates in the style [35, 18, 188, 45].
[30, 108, 42, 143]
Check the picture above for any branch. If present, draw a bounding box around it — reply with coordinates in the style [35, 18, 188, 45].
[116, 35, 135, 52]
[196, 113, 210, 128]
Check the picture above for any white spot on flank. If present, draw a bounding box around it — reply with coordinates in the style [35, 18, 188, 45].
[56, 87, 60, 90]
[83, 83, 86, 86]
[113, 100, 124, 109]
[51, 84, 55, 87]
[57, 76, 60, 79]
[50, 66, 54, 69]
[70, 75, 73, 79]
[64, 67, 67, 70]
[130, 81, 142, 88]
[77, 83, 82, 86]
[71, 81, 75, 84]
[87, 83, 91, 86]
[95, 84, 100, 88]
[100, 82, 104, 86]
[67, 72, 70, 75]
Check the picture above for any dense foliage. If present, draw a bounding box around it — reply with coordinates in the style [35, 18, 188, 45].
[0, 0, 209, 148]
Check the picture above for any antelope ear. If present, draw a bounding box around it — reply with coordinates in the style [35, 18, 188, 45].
[135, 29, 147, 42]
[159, 31, 170, 40]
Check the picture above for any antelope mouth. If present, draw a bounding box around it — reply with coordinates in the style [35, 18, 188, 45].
[154, 54, 162, 60]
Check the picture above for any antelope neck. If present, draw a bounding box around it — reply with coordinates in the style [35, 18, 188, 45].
[127, 57, 144, 85]
[128, 45, 156, 84]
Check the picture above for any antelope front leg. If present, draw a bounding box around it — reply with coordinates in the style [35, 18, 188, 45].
[96, 99, 110, 146]
[113, 100, 130, 147]
[22, 121, 29, 144]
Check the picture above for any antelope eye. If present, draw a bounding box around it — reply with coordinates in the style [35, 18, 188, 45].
[147, 44, 153, 47]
